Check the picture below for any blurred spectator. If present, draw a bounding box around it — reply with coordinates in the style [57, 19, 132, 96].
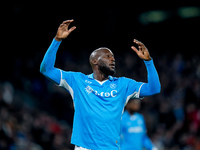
[121, 98, 157, 150]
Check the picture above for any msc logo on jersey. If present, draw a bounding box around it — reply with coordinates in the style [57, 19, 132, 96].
[85, 85, 117, 97]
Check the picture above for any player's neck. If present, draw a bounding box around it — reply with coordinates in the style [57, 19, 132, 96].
[93, 71, 109, 82]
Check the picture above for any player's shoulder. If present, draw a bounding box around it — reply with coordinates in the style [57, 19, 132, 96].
[61, 71, 87, 78]
[117, 76, 137, 83]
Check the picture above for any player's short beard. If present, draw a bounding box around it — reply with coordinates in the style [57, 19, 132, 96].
[98, 61, 116, 76]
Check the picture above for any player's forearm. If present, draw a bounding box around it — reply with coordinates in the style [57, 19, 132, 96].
[40, 38, 61, 72]
[140, 59, 161, 97]
[40, 38, 62, 84]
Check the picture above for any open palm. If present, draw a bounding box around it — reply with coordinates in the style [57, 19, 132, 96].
[55, 20, 76, 41]
[131, 39, 151, 61]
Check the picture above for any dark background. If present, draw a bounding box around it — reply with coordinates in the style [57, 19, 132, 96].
[4, 1, 200, 56]
[3, 1, 200, 81]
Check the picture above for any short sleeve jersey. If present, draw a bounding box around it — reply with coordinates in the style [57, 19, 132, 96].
[59, 71, 143, 150]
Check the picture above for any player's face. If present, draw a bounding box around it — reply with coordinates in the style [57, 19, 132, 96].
[97, 49, 116, 76]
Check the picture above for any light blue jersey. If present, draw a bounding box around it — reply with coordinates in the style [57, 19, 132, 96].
[40, 39, 161, 150]
[121, 111, 155, 150]
[59, 71, 143, 149]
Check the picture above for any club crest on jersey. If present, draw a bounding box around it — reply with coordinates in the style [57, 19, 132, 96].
[110, 83, 117, 89]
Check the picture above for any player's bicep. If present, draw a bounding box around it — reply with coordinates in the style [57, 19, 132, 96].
[58, 71, 76, 99]
[127, 80, 144, 98]
[140, 82, 157, 97]
[42, 67, 61, 85]
[124, 78, 144, 105]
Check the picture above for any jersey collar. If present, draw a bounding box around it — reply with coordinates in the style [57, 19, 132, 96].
[87, 73, 115, 81]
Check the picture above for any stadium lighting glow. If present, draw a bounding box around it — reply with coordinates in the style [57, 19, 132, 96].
[177, 7, 200, 18]
[139, 10, 169, 25]
[139, 7, 200, 25]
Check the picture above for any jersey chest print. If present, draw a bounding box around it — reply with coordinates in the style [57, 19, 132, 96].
[84, 80, 118, 98]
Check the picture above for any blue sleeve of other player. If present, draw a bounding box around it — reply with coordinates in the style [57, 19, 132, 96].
[40, 39, 62, 85]
[140, 59, 161, 97]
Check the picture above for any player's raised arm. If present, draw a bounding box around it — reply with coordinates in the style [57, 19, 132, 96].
[131, 39, 161, 97]
[40, 20, 76, 84]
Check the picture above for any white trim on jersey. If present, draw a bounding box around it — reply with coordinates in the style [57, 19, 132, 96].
[74, 145, 91, 150]
[121, 83, 144, 116]
[124, 83, 144, 106]
[138, 83, 144, 95]
[59, 70, 74, 99]
[94, 79, 108, 85]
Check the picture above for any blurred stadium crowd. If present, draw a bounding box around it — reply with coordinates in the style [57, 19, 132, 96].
[0, 49, 200, 150]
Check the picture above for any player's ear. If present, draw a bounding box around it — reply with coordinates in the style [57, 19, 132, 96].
[92, 58, 98, 65]
[90, 58, 98, 67]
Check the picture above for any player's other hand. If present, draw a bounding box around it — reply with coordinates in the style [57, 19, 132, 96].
[131, 39, 151, 61]
[55, 20, 76, 41]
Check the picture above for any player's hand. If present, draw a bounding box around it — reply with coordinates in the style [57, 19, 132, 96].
[131, 39, 151, 61]
[55, 20, 76, 41]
